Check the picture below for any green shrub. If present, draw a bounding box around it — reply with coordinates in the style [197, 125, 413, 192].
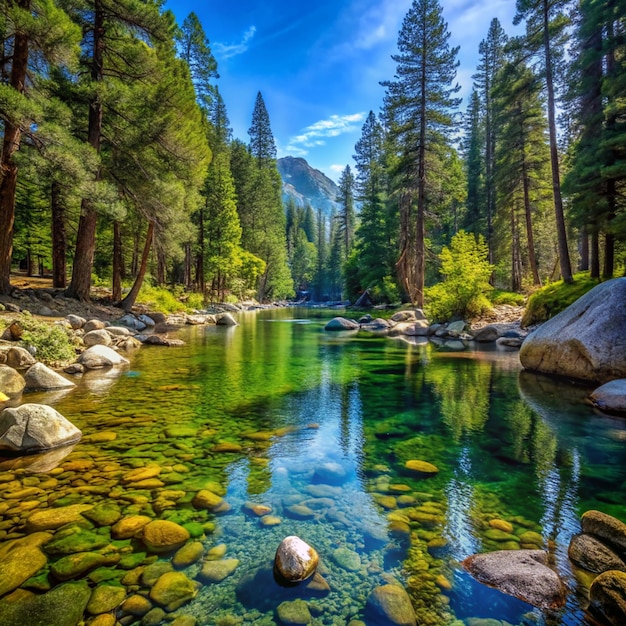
[185, 292, 205, 310]
[491, 290, 526, 306]
[521, 273, 600, 326]
[425, 230, 494, 321]
[8, 316, 77, 365]
[135, 284, 187, 313]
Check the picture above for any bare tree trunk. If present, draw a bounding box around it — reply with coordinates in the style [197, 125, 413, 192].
[415, 43, 427, 309]
[156, 247, 166, 286]
[590, 228, 600, 279]
[112, 220, 122, 301]
[578, 225, 589, 271]
[120, 221, 154, 312]
[521, 149, 541, 286]
[66, 0, 104, 301]
[603, 230, 614, 279]
[0, 0, 30, 294]
[543, 0, 573, 283]
[51, 181, 67, 288]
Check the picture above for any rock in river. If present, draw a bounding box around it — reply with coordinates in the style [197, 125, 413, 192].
[0, 404, 82, 452]
[589, 570, 626, 626]
[462, 549, 565, 609]
[590, 380, 626, 415]
[365, 584, 417, 626]
[274, 536, 319, 583]
[520, 277, 626, 383]
[24, 363, 76, 391]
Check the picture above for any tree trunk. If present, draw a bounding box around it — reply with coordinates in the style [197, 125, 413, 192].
[543, 0, 573, 283]
[578, 225, 589, 271]
[415, 42, 427, 309]
[120, 221, 153, 312]
[521, 149, 541, 286]
[66, 0, 104, 301]
[156, 247, 166, 286]
[51, 181, 67, 288]
[0, 0, 30, 294]
[603, 229, 614, 279]
[590, 228, 600, 279]
[112, 220, 122, 301]
[196, 206, 205, 293]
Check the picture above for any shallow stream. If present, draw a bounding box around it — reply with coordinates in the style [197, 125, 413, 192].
[1, 308, 625, 625]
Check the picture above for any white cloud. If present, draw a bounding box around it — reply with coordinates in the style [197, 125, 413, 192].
[214, 26, 256, 59]
[330, 164, 346, 174]
[285, 112, 366, 155]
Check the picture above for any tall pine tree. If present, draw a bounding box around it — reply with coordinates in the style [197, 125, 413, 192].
[382, 0, 461, 306]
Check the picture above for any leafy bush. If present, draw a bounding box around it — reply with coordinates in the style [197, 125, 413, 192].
[491, 290, 526, 306]
[185, 292, 206, 310]
[521, 273, 600, 326]
[7, 316, 77, 365]
[135, 284, 188, 313]
[425, 230, 494, 321]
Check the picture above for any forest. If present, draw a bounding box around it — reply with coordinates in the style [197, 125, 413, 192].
[0, 0, 624, 313]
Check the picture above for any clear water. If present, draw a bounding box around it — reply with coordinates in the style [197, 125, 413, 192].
[3, 307, 626, 625]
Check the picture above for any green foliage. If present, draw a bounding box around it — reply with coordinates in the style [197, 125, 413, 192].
[9, 316, 76, 365]
[370, 276, 400, 304]
[135, 284, 188, 313]
[185, 292, 206, 310]
[521, 273, 600, 326]
[491, 290, 526, 306]
[425, 230, 494, 321]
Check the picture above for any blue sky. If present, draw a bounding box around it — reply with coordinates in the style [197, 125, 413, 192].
[165, 0, 522, 182]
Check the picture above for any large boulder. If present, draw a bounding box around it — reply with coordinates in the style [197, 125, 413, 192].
[6, 346, 36, 369]
[568, 533, 626, 574]
[520, 278, 626, 383]
[462, 550, 565, 609]
[581, 510, 626, 559]
[274, 536, 319, 583]
[77, 345, 129, 369]
[24, 363, 76, 391]
[0, 403, 82, 452]
[216, 313, 238, 326]
[83, 329, 112, 347]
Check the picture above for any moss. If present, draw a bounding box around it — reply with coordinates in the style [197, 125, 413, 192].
[522, 273, 600, 326]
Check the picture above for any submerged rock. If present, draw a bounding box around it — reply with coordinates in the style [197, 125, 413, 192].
[590, 380, 626, 415]
[581, 510, 626, 560]
[149, 572, 198, 612]
[0, 580, 91, 626]
[141, 520, 190, 554]
[520, 277, 626, 383]
[0, 404, 82, 452]
[0, 544, 47, 597]
[365, 584, 417, 626]
[589, 570, 626, 626]
[404, 460, 439, 475]
[196, 558, 240, 583]
[462, 550, 565, 609]
[568, 533, 626, 574]
[276, 598, 312, 625]
[274, 536, 319, 583]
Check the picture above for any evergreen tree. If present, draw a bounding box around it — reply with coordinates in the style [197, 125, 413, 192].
[336, 165, 356, 258]
[248, 91, 277, 163]
[493, 61, 551, 288]
[473, 18, 508, 262]
[327, 211, 344, 300]
[382, 0, 461, 306]
[462, 89, 485, 235]
[313, 208, 327, 300]
[175, 11, 218, 109]
[514, 0, 574, 283]
[302, 203, 316, 242]
[352, 111, 392, 297]
[0, 0, 81, 294]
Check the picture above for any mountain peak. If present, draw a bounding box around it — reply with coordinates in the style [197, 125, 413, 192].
[277, 156, 339, 217]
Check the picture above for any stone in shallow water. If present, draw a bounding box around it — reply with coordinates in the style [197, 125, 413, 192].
[44, 526, 110, 555]
[86, 583, 127, 615]
[365, 584, 417, 626]
[568, 533, 626, 574]
[172, 541, 204, 568]
[260, 515, 282, 527]
[111, 515, 152, 539]
[590, 380, 626, 415]
[462, 549, 565, 609]
[141, 520, 190, 554]
[50, 552, 111, 581]
[0, 580, 91, 626]
[196, 558, 240, 583]
[274, 536, 319, 583]
[276, 598, 312, 625]
[332, 547, 362, 572]
[582, 510, 626, 559]
[589, 570, 626, 626]
[26, 504, 94, 532]
[120, 594, 152, 616]
[285, 504, 315, 520]
[149, 571, 198, 612]
[404, 459, 439, 475]
[0, 544, 47, 597]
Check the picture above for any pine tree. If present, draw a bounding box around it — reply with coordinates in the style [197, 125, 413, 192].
[473, 18, 508, 262]
[175, 11, 218, 109]
[493, 61, 551, 288]
[462, 90, 485, 235]
[352, 111, 392, 296]
[514, 0, 574, 283]
[248, 92, 277, 163]
[0, 0, 81, 293]
[382, 0, 461, 306]
[336, 165, 356, 258]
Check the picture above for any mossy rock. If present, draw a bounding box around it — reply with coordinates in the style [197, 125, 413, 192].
[82, 503, 122, 527]
[141, 520, 190, 554]
[276, 598, 312, 625]
[484, 528, 519, 542]
[51, 552, 113, 581]
[149, 571, 198, 612]
[141, 561, 174, 587]
[0, 580, 91, 626]
[332, 548, 361, 572]
[0, 544, 47, 597]
[173, 542, 204, 568]
[86, 583, 127, 615]
[118, 551, 148, 570]
[404, 460, 439, 475]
